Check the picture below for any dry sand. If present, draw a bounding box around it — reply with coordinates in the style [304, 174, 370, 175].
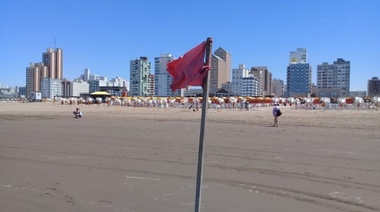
[0, 102, 380, 212]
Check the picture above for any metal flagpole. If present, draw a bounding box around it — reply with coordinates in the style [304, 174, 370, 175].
[194, 37, 213, 212]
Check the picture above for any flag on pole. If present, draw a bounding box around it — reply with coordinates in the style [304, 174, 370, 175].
[167, 41, 210, 91]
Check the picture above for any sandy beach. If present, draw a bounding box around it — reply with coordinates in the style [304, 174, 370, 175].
[1, 102, 380, 212]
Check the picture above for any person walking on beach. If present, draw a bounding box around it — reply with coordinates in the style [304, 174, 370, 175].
[272, 102, 281, 127]
[195, 100, 199, 111]
[244, 100, 249, 111]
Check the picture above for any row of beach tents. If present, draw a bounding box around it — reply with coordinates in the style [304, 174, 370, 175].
[48, 96, 379, 110]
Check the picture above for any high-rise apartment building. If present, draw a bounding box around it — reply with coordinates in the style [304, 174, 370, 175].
[130, 57, 151, 96]
[42, 48, 63, 80]
[368, 77, 380, 96]
[231, 64, 250, 96]
[272, 78, 284, 97]
[317, 58, 350, 97]
[286, 63, 312, 97]
[26, 48, 63, 97]
[242, 74, 259, 97]
[154, 53, 181, 97]
[148, 73, 154, 97]
[286, 48, 312, 97]
[26, 62, 47, 96]
[210, 47, 231, 90]
[251, 66, 272, 96]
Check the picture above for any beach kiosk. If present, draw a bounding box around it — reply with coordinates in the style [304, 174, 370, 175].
[90, 91, 111, 103]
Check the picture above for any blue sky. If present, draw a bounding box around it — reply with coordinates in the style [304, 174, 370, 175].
[1, 0, 379, 91]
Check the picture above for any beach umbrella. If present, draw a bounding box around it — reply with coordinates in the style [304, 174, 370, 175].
[264, 97, 272, 104]
[345, 97, 354, 104]
[313, 97, 320, 104]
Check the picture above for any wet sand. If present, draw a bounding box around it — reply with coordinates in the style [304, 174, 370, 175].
[1, 102, 380, 212]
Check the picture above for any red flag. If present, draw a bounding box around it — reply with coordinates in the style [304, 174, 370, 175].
[167, 41, 210, 91]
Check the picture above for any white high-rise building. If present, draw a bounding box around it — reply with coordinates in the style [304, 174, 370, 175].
[242, 74, 259, 97]
[231, 64, 250, 96]
[154, 53, 181, 96]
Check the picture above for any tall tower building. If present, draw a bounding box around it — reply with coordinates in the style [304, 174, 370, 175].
[130, 57, 151, 96]
[42, 48, 63, 80]
[286, 63, 312, 97]
[317, 58, 350, 97]
[250, 66, 272, 96]
[25, 62, 48, 97]
[26, 63, 37, 97]
[148, 73, 155, 97]
[368, 77, 380, 96]
[26, 48, 63, 97]
[84, 68, 90, 81]
[286, 48, 312, 97]
[210, 47, 231, 90]
[154, 53, 181, 97]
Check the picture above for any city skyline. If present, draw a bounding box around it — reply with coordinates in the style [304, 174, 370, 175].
[1, 0, 379, 91]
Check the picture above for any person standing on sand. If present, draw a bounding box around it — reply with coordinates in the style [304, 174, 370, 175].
[244, 100, 249, 111]
[272, 102, 281, 127]
[195, 100, 199, 111]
